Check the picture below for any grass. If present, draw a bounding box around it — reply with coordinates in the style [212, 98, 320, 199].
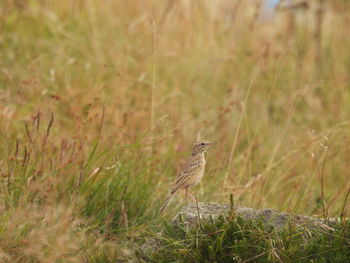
[138, 213, 350, 262]
[0, 0, 350, 261]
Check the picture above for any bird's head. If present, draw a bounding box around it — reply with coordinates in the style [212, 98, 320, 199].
[191, 140, 216, 155]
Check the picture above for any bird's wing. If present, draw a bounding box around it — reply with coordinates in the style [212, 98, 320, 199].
[170, 155, 202, 194]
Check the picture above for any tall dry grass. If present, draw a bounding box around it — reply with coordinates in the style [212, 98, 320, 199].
[1, 0, 350, 261]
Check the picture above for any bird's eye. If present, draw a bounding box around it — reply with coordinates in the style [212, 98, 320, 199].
[201, 142, 205, 146]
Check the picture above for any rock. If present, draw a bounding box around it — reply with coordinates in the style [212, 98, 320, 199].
[139, 202, 338, 257]
[173, 202, 337, 230]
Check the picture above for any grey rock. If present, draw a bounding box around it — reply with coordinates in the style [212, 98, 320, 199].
[173, 202, 337, 230]
[140, 202, 338, 257]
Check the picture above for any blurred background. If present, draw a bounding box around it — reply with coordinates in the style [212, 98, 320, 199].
[1, 0, 350, 261]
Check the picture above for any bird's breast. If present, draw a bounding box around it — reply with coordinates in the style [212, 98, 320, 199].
[191, 154, 206, 185]
[192, 165, 205, 185]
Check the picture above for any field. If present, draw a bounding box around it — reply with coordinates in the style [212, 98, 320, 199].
[1, 0, 350, 262]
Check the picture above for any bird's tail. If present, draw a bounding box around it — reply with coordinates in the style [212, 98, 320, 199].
[160, 195, 174, 213]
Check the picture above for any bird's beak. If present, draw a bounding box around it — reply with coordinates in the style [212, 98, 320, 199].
[208, 142, 216, 146]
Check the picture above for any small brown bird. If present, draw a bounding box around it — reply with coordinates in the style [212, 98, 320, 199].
[160, 140, 215, 212]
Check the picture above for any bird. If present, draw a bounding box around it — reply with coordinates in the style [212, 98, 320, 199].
[160, 140, 215, 212]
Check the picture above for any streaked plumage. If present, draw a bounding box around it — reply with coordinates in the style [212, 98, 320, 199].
[160, 140, 215, 212]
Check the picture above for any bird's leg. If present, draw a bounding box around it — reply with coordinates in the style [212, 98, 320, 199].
[185, 187, 196, 203]
[188, 191, 196, 203]
[185, 187, 190, 202]
[184, 187, 196, 202]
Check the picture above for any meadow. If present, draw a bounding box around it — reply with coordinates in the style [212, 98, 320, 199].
[0, 0, 350, 262]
